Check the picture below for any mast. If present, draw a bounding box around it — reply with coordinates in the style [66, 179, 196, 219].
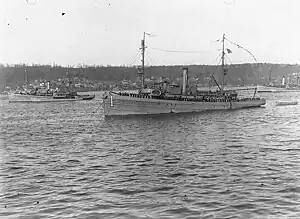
[24, 69, 28, 83]
[221, 34, 225, 91]
[24, 69, 28, 90]
[66, 72, 71, 90]
[140, 32, 146, 88]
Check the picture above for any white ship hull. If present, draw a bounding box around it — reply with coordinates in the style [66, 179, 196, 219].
[102, 92, 266, 116]
[256, 85, 300, 93]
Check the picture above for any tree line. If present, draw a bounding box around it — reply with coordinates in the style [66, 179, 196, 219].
[1, 63, 299, 91]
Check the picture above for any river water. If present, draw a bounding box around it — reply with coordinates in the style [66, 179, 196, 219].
[0, 91, 299, 218]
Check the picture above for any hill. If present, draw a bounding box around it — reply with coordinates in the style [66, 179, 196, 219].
[1, 63, 300, 92]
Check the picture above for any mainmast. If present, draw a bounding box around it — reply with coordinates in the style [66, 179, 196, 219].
[66, 72, 71, 90]
[221, 33, 226, 91]
[140, 32, 146, 88]
[24, 69, 28, 83]
[24, 69, 28, 90]
[268, 66, 273, 85]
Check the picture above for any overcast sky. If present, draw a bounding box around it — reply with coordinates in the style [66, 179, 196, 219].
[0, 0, 299, 66]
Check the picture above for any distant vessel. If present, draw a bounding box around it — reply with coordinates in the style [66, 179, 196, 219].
[9, 69, 54, 97]
[102, 33, 266, 116]
[256, 85, 289, 93]
[257, 67, 300, 93]
[9, 81, 54, 97]
[9, 77, 95, 103]
[257, 84, 300, 93]
[8, 92, 95, 103]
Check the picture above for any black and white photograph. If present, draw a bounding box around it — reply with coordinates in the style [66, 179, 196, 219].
[0, 0, 299, 218]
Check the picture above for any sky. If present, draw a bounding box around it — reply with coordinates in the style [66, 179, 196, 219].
[0, 0, 299, 66]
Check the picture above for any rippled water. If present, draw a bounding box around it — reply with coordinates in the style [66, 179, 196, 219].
[0, 92, 300, 218]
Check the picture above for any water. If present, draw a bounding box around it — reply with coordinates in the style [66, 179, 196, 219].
[0, 91, 299, 218]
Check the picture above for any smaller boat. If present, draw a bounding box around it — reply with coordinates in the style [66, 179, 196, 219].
[275, 101, 298, 106]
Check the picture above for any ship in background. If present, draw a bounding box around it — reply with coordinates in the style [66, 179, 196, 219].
[8, 69, 54, 97]
[102, 33, 266, 116]
[257, 66, 300, 93]
[8, 72, 95, 103]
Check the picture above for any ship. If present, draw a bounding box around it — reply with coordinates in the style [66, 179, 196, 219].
[9, 74, 95, 103]
[102, 33, 266, 116]
[9, 81, 54, 97]
[257, 67, 300, 93]
[256, 85, 290, 93]
[9, 89, 95, 103]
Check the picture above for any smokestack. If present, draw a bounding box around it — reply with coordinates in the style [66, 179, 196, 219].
[282, 76, 285, 86]
[182, 68, 188, 95]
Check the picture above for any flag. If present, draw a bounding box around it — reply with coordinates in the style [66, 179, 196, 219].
[226, 48, 232, 53]
[145, 32, 156, 37]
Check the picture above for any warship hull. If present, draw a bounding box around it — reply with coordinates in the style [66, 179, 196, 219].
[102, 92, 266, 116]
[8, 94, 95, 103]
[9, 93, 53, 98]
